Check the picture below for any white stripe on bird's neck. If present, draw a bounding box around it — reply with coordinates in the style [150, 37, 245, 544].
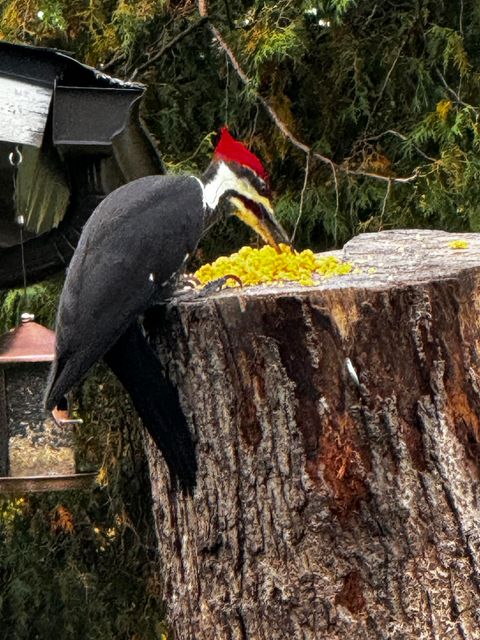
[200, 161, 250, 210]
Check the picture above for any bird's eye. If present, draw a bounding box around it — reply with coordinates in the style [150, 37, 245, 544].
[257, 181, 270, 198]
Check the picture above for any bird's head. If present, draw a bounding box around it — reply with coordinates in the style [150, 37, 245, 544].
[201, 127, 289, 249]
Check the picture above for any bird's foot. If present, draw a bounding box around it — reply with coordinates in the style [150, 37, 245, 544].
[173, 275, 242, 301]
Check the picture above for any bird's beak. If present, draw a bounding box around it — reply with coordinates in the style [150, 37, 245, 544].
[230, 195, 290, 250]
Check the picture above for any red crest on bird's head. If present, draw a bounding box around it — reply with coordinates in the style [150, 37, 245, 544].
[214, 127, 269, 182]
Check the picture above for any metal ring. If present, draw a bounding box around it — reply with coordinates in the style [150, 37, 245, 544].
[9, 147, 23, 167]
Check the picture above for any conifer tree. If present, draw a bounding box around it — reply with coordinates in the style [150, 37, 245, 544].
[2, 0, 479, 249]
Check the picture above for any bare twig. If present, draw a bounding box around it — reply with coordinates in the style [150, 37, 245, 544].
[342, 167, 418, 183]
[198, 0, 207, 18]
[458, 0, 464, 97]
[436, 67, 475, 111]
[364, 38, 406, 133]
[100, 50, 127, 72]
[364, 4, 378, 27]
[222, 0, 234, 30]
[248, 104, 260, 146]
[379, 179, 392, 229]
[198, 1, 419, 185]
[224, 52, 230, 124]
[131, 16, 209, 79]
[291, 152, 311, 243]
[329, 160, 340, 244]
[364, 129, 436, 163]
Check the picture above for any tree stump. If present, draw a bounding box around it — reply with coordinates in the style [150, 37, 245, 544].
[146, 229, 480, 640]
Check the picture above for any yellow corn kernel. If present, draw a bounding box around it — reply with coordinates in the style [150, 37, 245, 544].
[448, 239, 469, 249]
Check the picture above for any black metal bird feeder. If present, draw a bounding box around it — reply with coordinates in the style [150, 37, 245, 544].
[0, 40, 165, 289]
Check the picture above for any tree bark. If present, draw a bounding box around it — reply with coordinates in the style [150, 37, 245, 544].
[146, 229, 480, 640]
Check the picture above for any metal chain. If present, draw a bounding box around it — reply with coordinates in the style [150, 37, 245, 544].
[9, 145, 28, 311]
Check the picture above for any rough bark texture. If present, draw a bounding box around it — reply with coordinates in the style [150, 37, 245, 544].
[146, 229, 480, 640]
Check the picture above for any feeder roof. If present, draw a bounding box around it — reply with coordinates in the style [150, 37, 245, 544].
[0, 319, 55, 363]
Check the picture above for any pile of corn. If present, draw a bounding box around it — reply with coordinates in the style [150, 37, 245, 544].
[194, 244, 352, 288]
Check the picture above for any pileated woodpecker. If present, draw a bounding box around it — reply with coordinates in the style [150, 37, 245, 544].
[44, 127, 287, 488]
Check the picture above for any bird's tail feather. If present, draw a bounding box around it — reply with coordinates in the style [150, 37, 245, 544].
[44, 354, 93, 412]
[44, 356, 68, 411]
[104, 322, 197, 491]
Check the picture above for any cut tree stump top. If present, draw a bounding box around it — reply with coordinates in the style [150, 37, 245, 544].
[183, 229, 480, 301]
[341, 229, 480, 287]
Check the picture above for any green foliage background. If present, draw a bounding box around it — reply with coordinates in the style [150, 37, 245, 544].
[2, 0, 479, 250]
[1, 0, 480, 637]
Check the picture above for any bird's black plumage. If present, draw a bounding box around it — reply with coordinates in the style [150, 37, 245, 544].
[45, 174, 206, 489]
[45, 174, 205, 411]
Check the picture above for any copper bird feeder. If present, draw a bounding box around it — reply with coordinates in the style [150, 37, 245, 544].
[0, 314, 96, 493]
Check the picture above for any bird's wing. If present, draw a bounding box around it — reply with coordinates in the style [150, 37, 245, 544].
[45, 174, 204, 408]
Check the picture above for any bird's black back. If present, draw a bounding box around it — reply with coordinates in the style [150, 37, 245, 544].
[45, 174, 205, 409]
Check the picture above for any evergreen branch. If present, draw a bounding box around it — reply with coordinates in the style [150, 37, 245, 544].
[198, 1, 419, 185]
[130, 16, 209, 79]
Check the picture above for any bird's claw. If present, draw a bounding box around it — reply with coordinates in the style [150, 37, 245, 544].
[173, 274, 242, 301]
[200, 274, 243, 295]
